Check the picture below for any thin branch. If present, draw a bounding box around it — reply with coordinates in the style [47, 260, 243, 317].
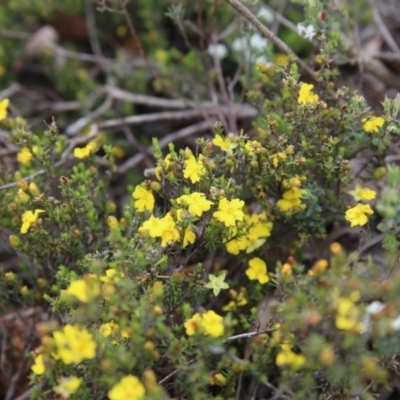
[66, 95, 113, 136]
[224, 328, 276, 342]
[372, 2, 400, 54]
[224, 0, 318, 81]
[97, 105, 256, 131]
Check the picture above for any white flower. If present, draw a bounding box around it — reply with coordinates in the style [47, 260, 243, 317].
[257, 7, 274, 24]
[207, 43, 228, 60]
[392, 316, 400, 331]
[366, 301, 385, 315]
[249, 33, 268, 51]
[297, 23, 316, 40]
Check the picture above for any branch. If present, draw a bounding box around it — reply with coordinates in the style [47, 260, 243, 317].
[224, 0, 318, 81]
[224, 328, 276, 342]
[97, 105, 256, 131]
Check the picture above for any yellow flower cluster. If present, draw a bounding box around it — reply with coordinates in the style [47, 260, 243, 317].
[276, 343, 305, 369]
[20, 209, 44, 234]
[53, 325, 96, 364]
[54, 376, 81, 398]
[0, 98, 9, 120]
[333, 291, 363, 333]
[108, 375, 145, 400]
[142, 212, 194, 248]
[223, 288, 248, 311]
[183, 152, 206, 183]
[277, 187, 306, 213]
[184, 310, 225, 337]
[64, 268, 124, 303]
[17, 146, 40, 166]
[31, 354, 46, 375]
[345, 184, 376, 227]
[298, 82, 319, 104]
[362, 116, 384, 133]
[132, 185, 155, 212]
[74, 141, 97, 159]
[225, 212, 273, 255]
[212, 134, 238, 155]
[245, 257, 269, 284]
[213, 197, 244, 227]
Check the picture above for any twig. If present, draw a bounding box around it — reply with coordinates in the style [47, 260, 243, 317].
[103, 85, 190, 109]
[224, 328, 276, 342]
[271, 0, 288, 35]
[371, 3, 400, 54]
[66, 95, 113, 136]
[118, 121, 213, 174]
[158, 358, 196, 385]
[97, 105, 256, 131]
[224, 0, 318, 81]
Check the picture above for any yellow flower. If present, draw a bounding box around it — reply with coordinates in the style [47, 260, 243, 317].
[155, 154, 173, 181]
[31, 354, 45, 375]
[213, 198, 245, 227]
[184, 313, 203, 336]
[99, 321, 119, 337]
[100, 268, 125, 283]
[20, 209, 45, 234]
[29, 182, 40, 196]
[335, 297, 363, 332]
[183, 154, 205, 183]
[53, 376, 81, 398]
[308, 259, 328, 276]
[159, 213, 180, 247]
[65, 278, 100, 302]
[362, 116, 384, 133]
[184, 310, 224, 337]
[205, 272, 229, 296]
[176, 192, 213, 217]
[210, 373, 227, 386]
[183, 227, 196, 248]
[142, 215, 164, 237]
[20, 285, 29, 295]
[132, 185, 155, 212]
[281, 263, 292, 278]
[108, 375, 146, 400]
[246, 257, 269, 284]
[73, 142, 96, 159]
[17, 147, 33, 166]
[16, 188, 30, 203]
[212, 134, 238, 154]
[298, 82, 319, 104]
[0, 98, 9, 121]
[202, 310, 225, 337]
[349, 184, 376, 202]
[345, 203, 373, 227]
[9, 235, 21, 248]
[53, 325, 96, 364]
[276, 344, 305, 369]
[277, 187, 305, 212]
[5, 271, 16, 281]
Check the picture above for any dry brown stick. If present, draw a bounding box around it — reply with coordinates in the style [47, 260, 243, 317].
[371, 3, 400, 54]
[97, 105, 257, 130]
[118, 120, 213, 174]
[224, 0, 317, 81]
[66, 95, 113, 136]
[103, 85, 190, 109]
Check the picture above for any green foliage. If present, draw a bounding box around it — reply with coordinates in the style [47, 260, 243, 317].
[1, 0, 400, 399]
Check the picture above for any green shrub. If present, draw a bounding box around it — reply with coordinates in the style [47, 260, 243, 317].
[1, 1, 400, 399]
